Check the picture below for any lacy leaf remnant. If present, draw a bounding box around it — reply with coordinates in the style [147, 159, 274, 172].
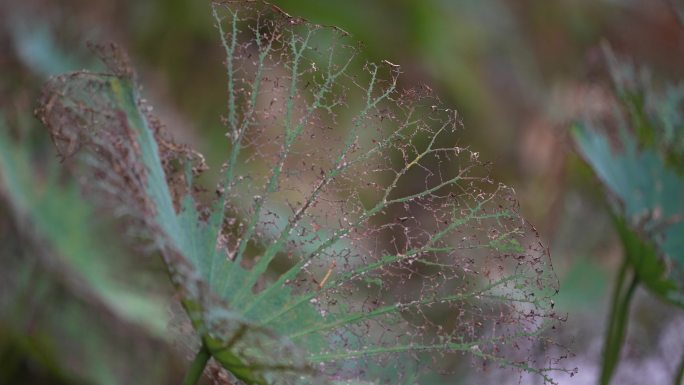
[37, 2, 566, 384]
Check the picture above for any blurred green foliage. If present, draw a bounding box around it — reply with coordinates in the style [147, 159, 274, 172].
[0, 124, 177, 384]
[574, 47, 684, 385]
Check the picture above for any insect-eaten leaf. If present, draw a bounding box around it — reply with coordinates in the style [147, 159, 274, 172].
[36, 2, 566, 384]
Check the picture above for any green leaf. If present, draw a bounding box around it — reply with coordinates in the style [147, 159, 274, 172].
[573, 122, 684, 306]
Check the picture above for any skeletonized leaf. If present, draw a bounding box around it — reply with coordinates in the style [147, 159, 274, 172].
[36, 3, 565, 383]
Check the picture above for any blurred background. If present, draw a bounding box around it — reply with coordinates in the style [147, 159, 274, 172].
[2, 0, 684, 384]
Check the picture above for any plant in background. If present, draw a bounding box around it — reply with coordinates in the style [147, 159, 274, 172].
[0, 121, 175, 385]
[574, 45, 684, 385]
[28, 1, 566, 384]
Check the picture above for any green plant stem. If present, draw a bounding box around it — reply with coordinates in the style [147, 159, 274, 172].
[674, 349, 684, 385]
[182, 344, 210, 385]
[600, 258, 639, 385]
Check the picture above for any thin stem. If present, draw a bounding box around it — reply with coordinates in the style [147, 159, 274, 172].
[600, 258, 638, 385]
[600, 258, 627, 385]
[673, 349, 684, 385]
[182, 344, 211, 385]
